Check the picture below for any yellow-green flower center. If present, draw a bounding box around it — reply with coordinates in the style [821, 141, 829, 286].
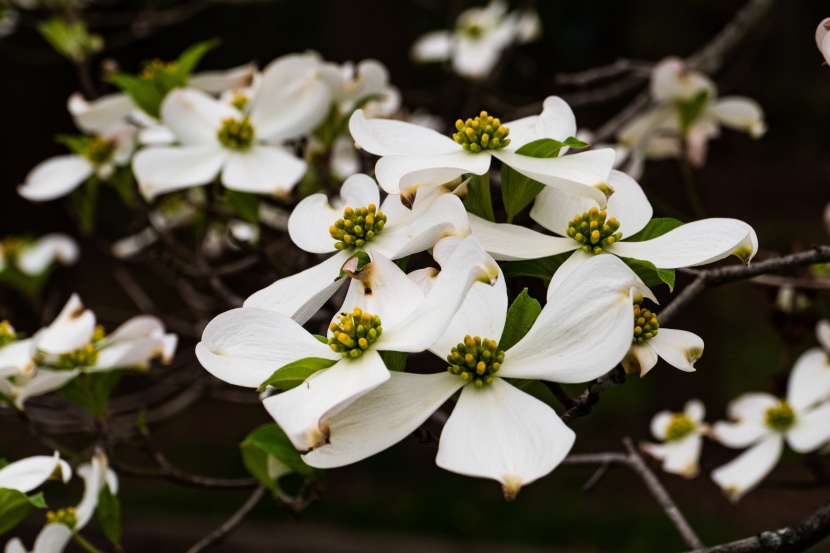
[91, 324, 106, 343]
[453, 111, 510, 153]
[217, 116, 255, 151]
[82, 136, 116, 166]
[230, 92, 249, 112]
[633, 303, 659, 344]
[330, 205, 387, 250]
[765, 401, 796, 432]
[0, 321, 16, 347]
[46, 507, 77, 528]
[54, 343, 99, 370]
[460, 23, 484, 38]
[567, 207, 622, 255]
[328, 307, 383, 359]
[665, 413, 696, 441]
[447, 335, 504, 388]
[140, 59, 177, 80]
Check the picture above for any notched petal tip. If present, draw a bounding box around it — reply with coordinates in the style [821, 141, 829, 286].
[308, 420, 331, 450]
[501, 476, 522, 501]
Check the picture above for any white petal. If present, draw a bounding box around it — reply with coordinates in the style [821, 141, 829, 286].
[605, 169, 654, 237]
[138, 124, 176, 146]
[787, 402, 830, 453]
[647, 328, 704, 372]
[467, 214, 576, 261]
[348, 109, 459, 157]
[0, 340, 35, 376]
[503, 96, 577, 148]
[340, 173, 382, 207]
[92, 337, 171, 371]
[816, 18, 830, 60]
[104, 316, 166, 344]
[817, 320, 830, 352]
[68, 91, 134, 134]
[711, 420, 769, 449]
[608, 218, 758, 268]
[18, 156, 92, 202]
[31, 523, 73, 553]
[263, 349, 389, 451]
[196, 307, 337, 388]
[5, 538, 28, 553]
[657, 435, 703, 477]
[329, 136, 361, 180]
[16, 234, 79, 275]
[304, 372, 463, 468]
[622, 343, 659, 377]
[651, 57, 716, 102]
[708, 97, 766, 138]
[243, 251, 350, 324]
[161, 88, 237, 145]
[500, 254, 654, 382]
[411, 30, 453, 62]
[492, 148, 614, 208]
[0, 454, 71, 493]
[75, 453, 108, 529]
[379, 236, 499, 353]
[822, 28, 830, 66]
[787, 348, 830, 411]
[436, 379, 575, 497]
[546, 249, 589, 299]
[35, 294, 96, 354]
[133, 144, 226, 200]
[685, 399, 706, 423]
[711, 434, 783, 501]
[451, 35, 504, 80]
[650, 410, 673, 440]
[189, 63, 256, 94]
[222, 146, 306, 196]
[13, 369, 80, 408]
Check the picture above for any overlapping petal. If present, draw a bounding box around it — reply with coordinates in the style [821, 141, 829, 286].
[504, 96, 576, 147]
[18, 156, 93, 202]
[787, 402, 830, 453]
[349, 109, 459, 157]
[222, 145, 306, 196]
[16, 234, 79, 275]
[787, 348, 830, 411]
[133, 144, 226, 200]
[646, 328, 704, 373]
[34, 295, 96, 354]
[0, 453, 71, 493]
[711, 434, 782, 501]
[467, 214, 576, 261]
[376, 151, 490, 197]
[160, 88, 237, 145]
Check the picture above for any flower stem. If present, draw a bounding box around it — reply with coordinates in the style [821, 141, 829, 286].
[679, 161, 706, 219]
[73, 534, 105, 553]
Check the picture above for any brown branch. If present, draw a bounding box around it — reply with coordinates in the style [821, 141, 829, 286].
[555, 58, 653, 86]
[184, 485, 267, 553]
[560, 366, 626, 423]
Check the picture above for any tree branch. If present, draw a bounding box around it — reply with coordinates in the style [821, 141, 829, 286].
[184, 485, 267, 553]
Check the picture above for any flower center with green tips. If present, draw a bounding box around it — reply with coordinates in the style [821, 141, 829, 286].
[46, 507, 77, 528]
[447, 335, 504, 388]
[82, 136, 116, 166]
[217, 116, 255, 151]
[328, 307, 383, 359]
[765, 401, 796, 432]
[632, 303, 659, 344]
[329, 205, 387, 250]
[140, 59, 177, 80]
[53, 343, 99, 370]
[460, 23, 484, 38]
[453, 111, 510, 153]
[0, 321, 16, 347]
[567, 207, 622, 255]
[665, 413, 696, 441]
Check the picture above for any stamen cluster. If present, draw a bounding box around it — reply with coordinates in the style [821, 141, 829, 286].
[567, 207, 622, 255]
[328, 307, 383, 359]
[633, 303, 659, 344]
[53, 343, 99, 370]
[140, 59, 177, 80]
[330, 205, 387, 250]
[453, 111, 510, 152]
[665, 413, 696, 441]
[765, 401, 796, 431]
[447, 335, 505, 388]
[217, 116, 255, 151]
[83, 137, 116, 166]
[46, 507, 77, 528]
[0, 320, 16, 347]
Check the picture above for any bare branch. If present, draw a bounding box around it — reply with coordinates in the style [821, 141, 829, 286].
[184, 485, 267, 553]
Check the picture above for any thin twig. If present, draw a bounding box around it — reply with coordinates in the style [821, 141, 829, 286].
[184, 485, 267, 553]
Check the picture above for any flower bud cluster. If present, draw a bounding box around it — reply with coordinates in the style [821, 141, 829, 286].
[217, 116, 255, 151]
[447, 335, 505, 388]
[453, 111, 510, 152]
[328, 307, 383, 359]
[567, 207, 622, 255]
[330, 205, 387, 250]
[632, 303, 659, 344]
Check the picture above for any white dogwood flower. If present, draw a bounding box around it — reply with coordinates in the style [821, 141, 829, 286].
[0, 234, 78, 276]
[411, 0, 540, 80]
[243, 173, 470, 324]
[303, 246, 653, 499]
[817, 18, 830, 66]
[641, 399, 707, 478]
[783, 320, 830, 411]
[0, 452, 71, 493]
[349, 96, 615, 205]
[320, 59, 400, 117]
[197, 236, 499, 452]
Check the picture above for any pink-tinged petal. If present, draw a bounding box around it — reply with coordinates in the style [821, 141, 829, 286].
[0, 453, 71, 493]
[708, 97, 766, 138]
[608, 218, 758, 268]
[160, 88, 237, 145]
[18, 155, 93, 202]
[348, 110, 459, 157]
[263, 349, 389, 451]
[622, 342, 659, 377]
[34, 294, 96, 354]
[647, 328, 704, 373]
[304, 372, 463, 468]
[787, 348, 830, 411]
[651, 57, 716, 102]
[222, 145, 306, 196]
[787, 402, 830, 453]
[711, 434, 783, 501]
[133, 144, 226, 200]
[243, 251, 351, 324]
[68, 91, 134, 134]
[188, 63, 256, 94]
[410, 30, 453, 63]
[16, 234, 78, 275]
[436, 379, 575, 499]
[196, 307, 337, 388]
[503, 96, 577, 148]
[467, 214, 576, 261]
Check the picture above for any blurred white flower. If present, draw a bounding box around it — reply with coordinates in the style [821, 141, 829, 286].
[641, 399, 707, 478]
[0, 452, 71, 493]
[321, 59, 400, 118]
[0, 234, 78, 276]
[817, 18, 830, 65]
[411, 0, 540, 80]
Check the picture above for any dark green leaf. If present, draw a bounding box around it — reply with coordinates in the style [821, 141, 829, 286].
[0, 488, 33, 535]
[55, 134, 90, 155]
[313, 334, 328, 344]
[500, 163, 544, 223]
[677, 90, 709, 133]
[97, 484, 121, 546]
[241, 423, 313, 480]
[563, 137, 590, 149]
[514, 138, 565, 158]
[499, 289, 541, 351]
[26, 493, 46, 509]
[174, 39, 219, 78]
[501, 251, 572, 283]
[70, 177, 100, 236]
[379, 350, 406, 372]
[463, 174, 495, 222]
[393, 256, 410, 272]
[625, 218, 684, 242]
[257, 357, 337, 392]
[108, 73, 165, 119]
[620, 257, 675, 291]
[0, 459, 7, 470]
[58, 371, 121, 420]
[224, 190, 260, 224]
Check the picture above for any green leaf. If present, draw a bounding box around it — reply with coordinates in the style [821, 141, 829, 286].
[0, 459, 7, 470]
[70, 177, 100, 236]
[37, 17, 102, 63]
[379, 350, 406, 372]
[620, 257, 675, 291]
[58, 371, 121, 420]
[677, 90, 710, 133]
[563, 137, 591, 149]
[224, 190, 260, 224]
[55, 134, 90, 155]
[108, 73, 164, 118]
[257, 357, 337, 393]
[97, 484, 121, 546]
[0, 488, 33, 535]
[504, 379, 559, 409]
[393, 255, 410, 272]
[241, 424, 313, 493]
[338, 251, 371, 279]
[499, 289, 542, 351]
[313, 334, 328, 344]
[463, 173, 495, 222]
[625, 218, 684, 242]
[514, 138, 565, 158]
[26, 493, 46, 509]
[500, 163, 544, 223]
[501, 251, 572, 283]
[173, 39, 219, 80]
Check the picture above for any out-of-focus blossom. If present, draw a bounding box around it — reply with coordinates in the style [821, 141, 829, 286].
[0, 234, 78, 276]
[817, 18, 830, 65]
[641, 400, 707, 477]
[784, 320, 830, 410]
[411, 0, 540, 80]
[0, 452, 71, 493]
[321, 59, 400, 118]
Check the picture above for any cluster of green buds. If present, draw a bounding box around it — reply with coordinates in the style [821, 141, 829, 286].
[453, 111, 510, 152]
[46, 507, 77, 528]
[664, 413, 696, 441]
[567, 207, 622, 255]
[53, 343, 99, 370]
[82, 136, 116, 166]
[0, 320, 16, 347]
[140, 58, 177, 80]
[765, 401, 796, 432]
[328, 307, 383, 359]
[217, 116, 255, 151]
[447, 335, 505, 388]
[632, 303, 659, 344]
[330, 205, 387, 250]
[230, 92, 249, 112]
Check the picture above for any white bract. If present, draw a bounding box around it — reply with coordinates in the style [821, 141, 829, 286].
[349, 96, 616, 206]
[641, 399, 707, 478]
[303, 246, 654, 499]
[411, 0, 540, 80]
[817, 18, 830, 66]
[0, 234, 78, 276]
[621, 301, 704, 377]
[469, 169, 757, 292]
[133, 53, 332, 200]
[244, 173, 470, 324]
[710, 357, 830, 500]
[782, 320, 830, 413]
[0, 452, 71, 493]
[197, 236, 499, 452]
[320, 59, 400, 118]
